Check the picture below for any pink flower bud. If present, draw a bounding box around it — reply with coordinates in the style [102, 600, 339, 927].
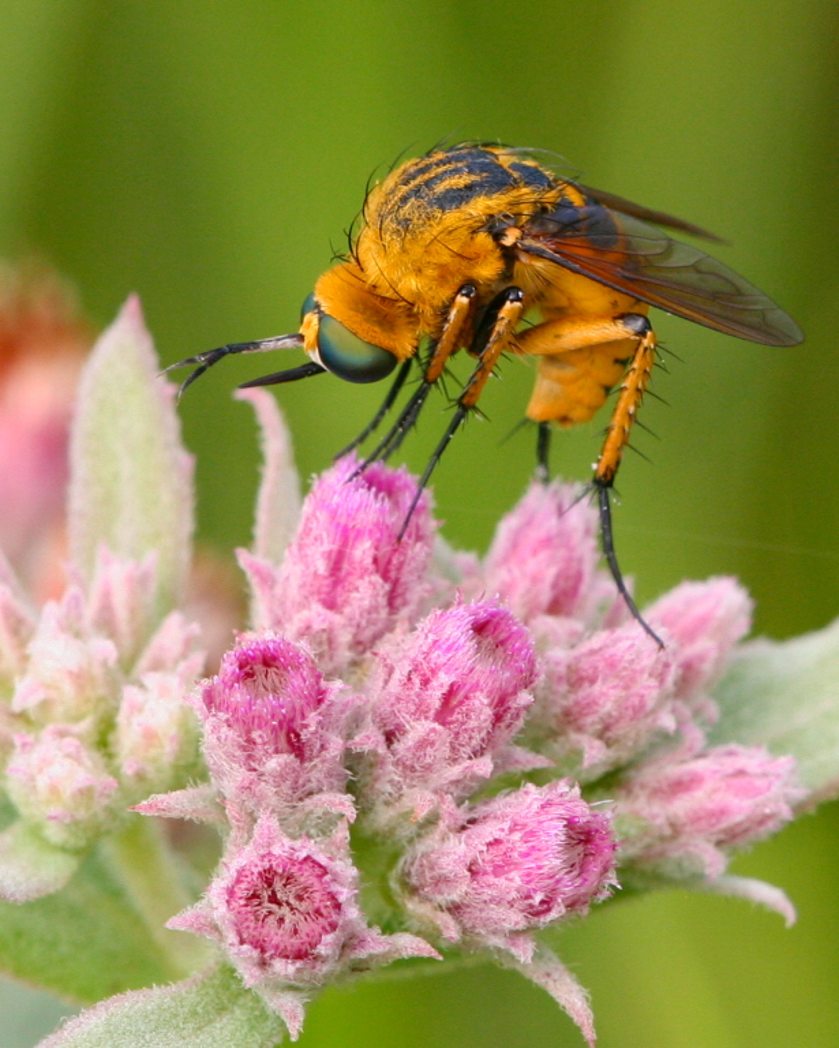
[241, 456, 436, 674]
[374, 599, 537, 762]
[357, 601, 540, 819]
[6, 727, 118, 849]
[616, 743, 800, 879]
[115, 672, 199, 796]
[535, 623, 677, 774]
[646, 577, 753, 700]
[401, 782, 616, 952]
[12, 588, 118, 724]
[484, 481, 601, 622]
[222, 838, 348, 968]
[85, 549, 160, 668]
[169, 815, 436, 1039]
[198, 632, 352, 822]
[203, 634, 331, 759]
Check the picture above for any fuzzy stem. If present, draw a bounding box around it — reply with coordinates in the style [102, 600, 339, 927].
[103, 817, 211, 978]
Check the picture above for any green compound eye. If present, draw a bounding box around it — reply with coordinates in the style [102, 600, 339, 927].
[316, 312, 397, 384]
[300, 292, 317, 320]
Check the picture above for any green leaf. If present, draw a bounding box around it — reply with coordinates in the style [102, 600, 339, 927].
[0, 821, 81, 902]
[67, 296, 194, 619]
[0, 846, 174, 1002]
[40, 964, 286, 1048]
[711, 618, 839, 807]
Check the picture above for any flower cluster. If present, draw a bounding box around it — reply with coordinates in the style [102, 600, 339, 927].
[136, 385, 801, 1044]
[1, 290, 827, 1048]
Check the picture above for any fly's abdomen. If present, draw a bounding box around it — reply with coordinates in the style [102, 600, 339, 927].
[525, 343, 634, 426]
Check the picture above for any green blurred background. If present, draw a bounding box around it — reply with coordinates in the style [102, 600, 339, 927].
[1, 1, 837, 1045]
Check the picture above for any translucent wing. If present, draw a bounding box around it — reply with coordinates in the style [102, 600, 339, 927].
[518, 194, 803, 346]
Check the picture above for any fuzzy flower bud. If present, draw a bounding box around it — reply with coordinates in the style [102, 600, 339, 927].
[534, 623, 677, 776]
[615, 743, 801, 879]
[6, 727, 119, 849]
[484, 480, 602, 623]
[240, 456, 435, 674]
[12, 588, 118, 725]
[646, 577, 753, 701]
[198, 632, 353, 826]
[115, 672, 199, 797]
[168, 815, 436, 1039]
[400, 781, 616, 956]
[356, 599, 541, 821]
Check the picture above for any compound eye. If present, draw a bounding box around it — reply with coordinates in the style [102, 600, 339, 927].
[300, 292, 317, 320]
[317, 313, 397, 384]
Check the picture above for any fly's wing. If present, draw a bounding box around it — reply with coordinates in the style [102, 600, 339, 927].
[518, 196, 803, 346]
[576, 184, 725, 243]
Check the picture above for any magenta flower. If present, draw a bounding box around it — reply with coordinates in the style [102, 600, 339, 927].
[484, 479, 613, 626]
[354, 598, 543, 825]
[194, 631, 356, 832]
[533, 623, 678, 776]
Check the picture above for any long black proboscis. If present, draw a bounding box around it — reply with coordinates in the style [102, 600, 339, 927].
[596, 483, 664, 648]
[239, 361, 327, 387]
[163, 334, 304, 398]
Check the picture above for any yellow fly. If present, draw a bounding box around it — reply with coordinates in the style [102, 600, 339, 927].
[168, 144, 802, 643]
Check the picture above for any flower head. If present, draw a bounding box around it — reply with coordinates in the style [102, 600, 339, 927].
[354, 598, 541, 825]
[195, 632, 354, 831]
[400, 781, 616, 957]
[533, 622, 678, 776]
[240, 455, 436, 675]
[484, 480, 609, 625]
[168, 815, 436, 1039]
[6, 727, 119, 850]
[614, 743, 801, 879]
[2, 297, 827, 1048]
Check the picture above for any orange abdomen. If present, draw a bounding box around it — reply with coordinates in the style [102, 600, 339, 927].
[524, 340, 635, 425]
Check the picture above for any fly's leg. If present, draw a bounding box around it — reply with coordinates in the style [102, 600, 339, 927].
[355, 284, 478, 469]
[520, 311, 663, 645]
[593, 315, 662, 645]
[536, 421, 552, 482]
[335, 358, 413, 459]
[398, 286, 525, 535]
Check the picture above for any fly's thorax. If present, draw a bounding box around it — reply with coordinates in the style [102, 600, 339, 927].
[354, 214, 506, 330]
[516, 260, 643, 319]
[313, 262, 417, 360]
[354, 146, 565, 332]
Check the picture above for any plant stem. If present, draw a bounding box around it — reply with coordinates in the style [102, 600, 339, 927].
[104, 817, 211, 978]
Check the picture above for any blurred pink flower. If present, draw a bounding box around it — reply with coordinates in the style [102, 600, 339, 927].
[0, 265, 90, 597]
